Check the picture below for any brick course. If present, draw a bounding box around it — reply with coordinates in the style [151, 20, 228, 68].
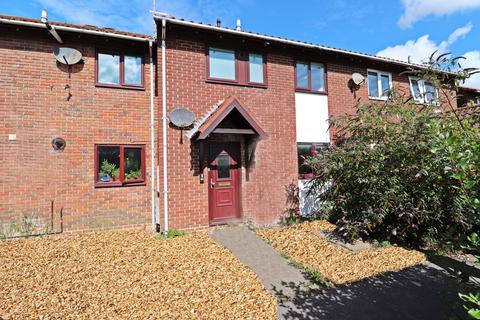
[0, 25, 156, 233]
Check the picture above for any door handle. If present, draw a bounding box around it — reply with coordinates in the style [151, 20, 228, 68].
[210, 178, 215, 189]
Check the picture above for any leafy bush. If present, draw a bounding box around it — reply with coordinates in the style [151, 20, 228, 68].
[459, 233, 480, 319]
[306, 100, 480, 248]
[305, 54, 480, 249]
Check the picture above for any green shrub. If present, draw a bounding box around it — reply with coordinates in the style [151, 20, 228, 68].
[305, 54, 480, 249]
[306, 100, 480, 248]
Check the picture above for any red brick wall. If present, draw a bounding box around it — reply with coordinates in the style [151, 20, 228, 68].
[158, 29, 298, 230]
[0, 25, 156, 234]
[158, 26, 458, 231]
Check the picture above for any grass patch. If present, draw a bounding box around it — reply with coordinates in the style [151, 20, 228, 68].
[279, 250, 330, 288]
[157, 229, 187, 239]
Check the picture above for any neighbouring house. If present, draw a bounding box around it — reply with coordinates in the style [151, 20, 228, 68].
[458, 86, 480, 107]
[0, 12, 459, 234]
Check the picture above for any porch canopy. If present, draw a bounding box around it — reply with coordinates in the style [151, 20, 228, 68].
[187, 96, 266, 140]
[187, 96, 266, 176]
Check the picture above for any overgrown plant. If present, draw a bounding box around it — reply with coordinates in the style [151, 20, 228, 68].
[459, 233, 480, 319]
[99, 160, 120, 180]
[305, 54, 480, 249]
[281, 183, 301, 226]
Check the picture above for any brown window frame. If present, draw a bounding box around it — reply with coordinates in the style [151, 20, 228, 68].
[94, 144, 146, 188]
[95, 51, 145, 90]
[206, 47, 267, 88]
[298, 142, 329, 180]
[295, 61, 327, 94]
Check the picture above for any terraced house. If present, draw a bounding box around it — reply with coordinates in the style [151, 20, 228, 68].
[0, 11, 459, 235]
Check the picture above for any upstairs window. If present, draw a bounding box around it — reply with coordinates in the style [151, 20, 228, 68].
[207, 47, 266, 86]
[295, 61, 326, 93]
[96, 52, 144, 88]
[95, 144, 145, 187]
[297, 142, 329, 179]
[368, 70, 392, 100]
[409, 77, 438, 104]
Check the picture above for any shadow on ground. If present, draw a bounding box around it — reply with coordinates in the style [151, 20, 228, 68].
[276, 258, 480, 320]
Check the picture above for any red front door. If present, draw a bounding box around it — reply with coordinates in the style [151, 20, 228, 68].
[208, 143, 241, 223]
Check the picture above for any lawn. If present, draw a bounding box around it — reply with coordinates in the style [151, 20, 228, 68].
[0, 231, 276, 319]
[256, 220, 426, 285]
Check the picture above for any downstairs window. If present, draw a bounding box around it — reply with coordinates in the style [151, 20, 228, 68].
[297, 142, 330, 179]
[95, 144, 145, 187]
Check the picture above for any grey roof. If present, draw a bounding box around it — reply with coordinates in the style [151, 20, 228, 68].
[187, 99, 224, 139]
[153, 12, 441, 72]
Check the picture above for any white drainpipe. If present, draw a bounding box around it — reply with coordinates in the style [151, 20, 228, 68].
[149, 40, 156, 232]
[161, 18, 169, 234]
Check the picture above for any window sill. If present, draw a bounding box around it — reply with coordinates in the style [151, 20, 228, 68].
[95, 181, 146, 188]
[206, 79, 267, 89]
[95, 83, 145, 91]
[295, 88, 328, 95]
[368, 96, 388, 101]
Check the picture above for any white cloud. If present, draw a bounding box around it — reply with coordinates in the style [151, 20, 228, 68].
[399, 0, 480, 28]
[447, 21, 473, 44]
[377, 23, 480, 89]
[36, 0, 154, 34]
[462, 51, 480, 88]
[377, 23, 472, 64]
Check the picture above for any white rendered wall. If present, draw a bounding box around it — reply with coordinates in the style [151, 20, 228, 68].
[295, 92, 330, 143]
[295, 92, 330, 216]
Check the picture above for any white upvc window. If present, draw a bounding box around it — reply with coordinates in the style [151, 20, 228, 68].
[408, 77, 439, 104]
[367, 69, 392, 100]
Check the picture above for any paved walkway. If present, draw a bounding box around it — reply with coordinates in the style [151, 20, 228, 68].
[211, 226, 479, 320]
[211, 226, 311, 299]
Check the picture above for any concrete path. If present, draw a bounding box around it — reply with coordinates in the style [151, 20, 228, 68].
[211, 226, 311, 299]
[211, 225, 480, 320]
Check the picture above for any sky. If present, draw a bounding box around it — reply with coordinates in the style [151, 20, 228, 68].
[1, 0, 480, 88]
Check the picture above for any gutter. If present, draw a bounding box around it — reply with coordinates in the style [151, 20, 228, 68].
[0, 16, 151, 43]
[160, 18, 169, 234]
[149, 40, 157, 232]
[152, 13, 455, 75]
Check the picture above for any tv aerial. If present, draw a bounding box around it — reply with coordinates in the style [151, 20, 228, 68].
[53, 47, 83, 100]
[170, 108, 195, 144]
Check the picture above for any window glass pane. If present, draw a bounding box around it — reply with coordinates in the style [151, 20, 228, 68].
[98, 146, 120, 182]
[124, 148, 142, 180]
[249, 53, 264, 83]
[217, 154, 230, 179]
[297, 144, 313, 175]
[381, 74, 390, 97]
[209, 48, 236, 80]
[410, 79, 422, 101]
[368, 72, 379, 97]
[124, 55, 142, 85]
[314, 143, 330, 152]
[98, 53, 120, 84]
[311, 63, 325, 91]
[424, 82, 436, 103]
[296, 62, 309, 89]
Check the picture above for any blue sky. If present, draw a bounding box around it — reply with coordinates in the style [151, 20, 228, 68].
[2, 0, 480, 87]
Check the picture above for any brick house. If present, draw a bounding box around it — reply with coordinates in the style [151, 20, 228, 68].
[0, 12, 458, 234]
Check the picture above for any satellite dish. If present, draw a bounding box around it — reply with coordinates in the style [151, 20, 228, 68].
[53, 47, 82, 65]
[352, 73, 365, 85]
[170, 108, 195, 128]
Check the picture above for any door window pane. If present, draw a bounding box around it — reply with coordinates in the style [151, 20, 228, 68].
[98, 53, 120, 84]
[98, 146, 120, 182]
[209, 48, 236, 80]
[217, 154, 230, 179]
[311, 63, 325, 91]
[124, 55, 142, 85]
[124, 148, 142, 180]
[249, 53, 264, 83]
[381, 74, 390, 97]
[368, 72, 379, 97]
[296, 62, 309, 89]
